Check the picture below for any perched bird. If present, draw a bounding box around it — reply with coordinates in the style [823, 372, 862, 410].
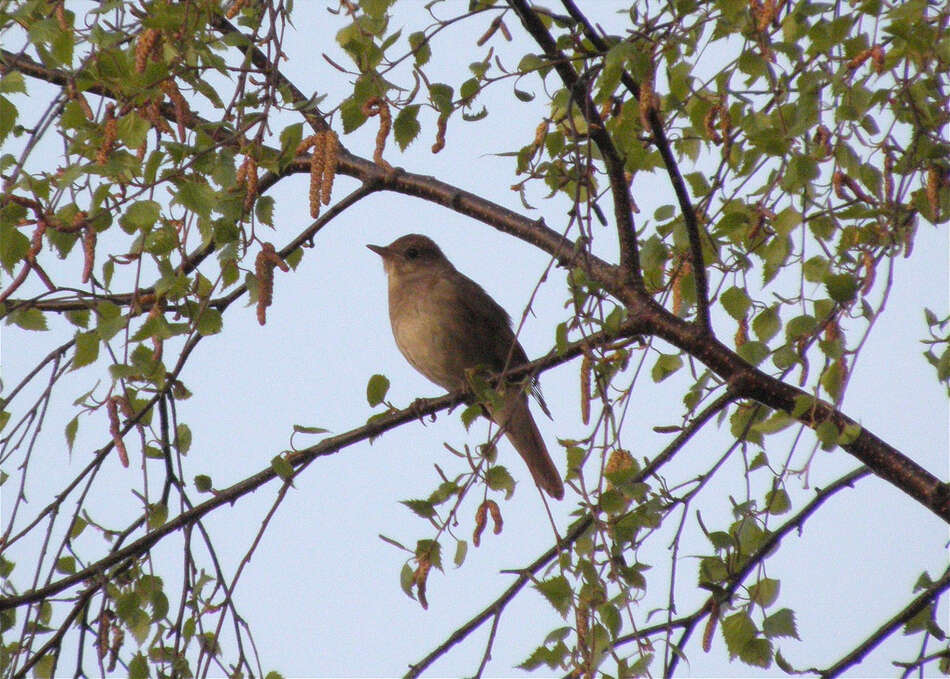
[367, 234, 564, 500]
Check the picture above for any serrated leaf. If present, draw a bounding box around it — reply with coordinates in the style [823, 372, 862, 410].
[535, 575, 572, 617]
[195, 308, 222, 336]
[485, 465, 515, 498]
[720, 286, 751, 320]
[72, 330, 99, 369]
[400, 499, 436, 518]
[11, 308, 49, 331]
[722, 611, 757, 659]
[460, 403, 482, 430]
[752, 307, 781, 343]
[366, 373, 390, 407]
[824, 273, 857, 303]
[764, 488, 791, 515]
[394, 105, 421, 150]
[763, 608, 799, 639]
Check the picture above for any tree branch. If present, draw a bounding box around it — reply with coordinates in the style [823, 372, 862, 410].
[818, 564, 950, 679]
[506, 0, 642, 288]
[559, 0, 712, 332]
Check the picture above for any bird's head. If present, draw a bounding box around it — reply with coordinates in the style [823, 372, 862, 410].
[367, 233, 454, 278]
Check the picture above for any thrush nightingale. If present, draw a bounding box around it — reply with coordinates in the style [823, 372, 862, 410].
[367, 234, 564, 500]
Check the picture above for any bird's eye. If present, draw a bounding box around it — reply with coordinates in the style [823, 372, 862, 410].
[405, 247, 419, 259]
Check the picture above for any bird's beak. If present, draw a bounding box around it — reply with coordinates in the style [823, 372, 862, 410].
[366, 243, 391, 258]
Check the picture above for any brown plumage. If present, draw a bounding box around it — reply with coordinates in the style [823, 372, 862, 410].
[367, 234, 564, 500]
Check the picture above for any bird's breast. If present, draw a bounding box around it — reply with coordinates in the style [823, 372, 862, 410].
[388, 279, 468, 391]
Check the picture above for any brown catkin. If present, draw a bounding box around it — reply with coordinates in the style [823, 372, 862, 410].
[106, 397, 129, 467]
[135, 28, 159, 73]
[226, 0, 247, 19]
[413, 553, 431, 609]
[473, 501, 488, 547]
[486, 499, 503, 535]
[362, 97, 392, 165]
[81, 226, 96, 283]
[926, 166, 941, 218]
[579, 353, 592, 425]
[871, 45, 885, 73]
[431, 113, 447, 154]
[97, 104, 117, 165]
[883, 150, 894, 204]
[160, 79, 189, 141]
[703, 104, 722, 145]
[244, 157, 258, 211]
[321, 131, 338, 205]
[846, 48, 872, 71]
[255, 243, 277, 325]
[308, 134, 327, 218]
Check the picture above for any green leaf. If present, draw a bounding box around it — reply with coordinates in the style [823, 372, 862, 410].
[393, 105, 421, 150]
[174, 179, 215, 219]
[820, 361, 845, 399]
[764, 488, 791, 515]
[34, 654, 55, 679]
[803, 255, 829, 282]
[55, 556, 76, 574]
[837, 422, 862, 445]
[10, 308, 49, 331]
[460, 403, 482, 430]
[722, 611, 757, 659]
[366, 373, 390, 406]
[194, 475, 212, 492]
[535, 575, 572, 616]
[340, 96, 367, 133]
[824, 273, 858, 303]
[428, 83, 454, 114]
[720, 286, 751, 320]
[147, 503, 168, 530]
[699, 556, 729, 584]
[652, 353, 683, 382]
[65, 415, 79, 452]
[399, 562, 415, 599]
[128, 652, 149, 679]
[453, 539, 468, 567]
[763, 608, 799, 639]
[749, 577, 780, 607]
[815, 420, 839, 451]
[72, 330, 100, 369]
[408, 31, 430, 66]
[737, 341, 769, 366]
[485, 465, 515, 498]
[752, 307, 781, 343]
[400, 499, 436, 519]
[195, 308, 222, 336]
[762, 235, 790, 284]
[0, 71, 27, 94]
[271, 455, 294, 483]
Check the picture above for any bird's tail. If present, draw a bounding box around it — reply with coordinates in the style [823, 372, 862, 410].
[493, 394, 564, 500]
